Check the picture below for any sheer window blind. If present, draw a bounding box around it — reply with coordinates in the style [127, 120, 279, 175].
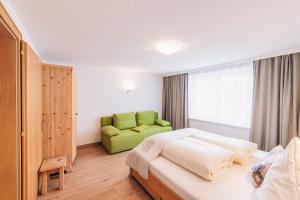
[188, 62, 253, 128]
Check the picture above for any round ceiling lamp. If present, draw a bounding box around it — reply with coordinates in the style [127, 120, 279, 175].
[155, 41, 182, 55]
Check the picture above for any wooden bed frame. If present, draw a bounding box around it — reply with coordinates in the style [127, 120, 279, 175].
[130, 168, 182, 200]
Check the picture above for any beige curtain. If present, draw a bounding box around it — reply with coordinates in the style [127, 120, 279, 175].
[162, 73, 188, 130]
[250, 53, 300, 151]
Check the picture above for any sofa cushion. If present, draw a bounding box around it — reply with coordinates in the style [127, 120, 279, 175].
[136, 111, 156, 126]
[140, 125, 172, 136]
[113, 112, 137, 130]
[101, 116, 113, 127]
[109, 129, 142, 153]
[101, 125, 120, 137]
[155, 119, 171, 127]
[102, 125, 173, 154]
[132, 124, 150, 132]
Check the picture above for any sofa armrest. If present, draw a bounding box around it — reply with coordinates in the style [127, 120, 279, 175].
[155, 119, 171, 127]
[101, 125, 120, 137]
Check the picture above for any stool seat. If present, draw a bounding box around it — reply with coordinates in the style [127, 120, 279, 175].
[40, 156, 66, 172]
[39, 156, 66, 195]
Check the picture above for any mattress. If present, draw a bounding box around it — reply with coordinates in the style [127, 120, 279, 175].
[149, 150, 268, 200]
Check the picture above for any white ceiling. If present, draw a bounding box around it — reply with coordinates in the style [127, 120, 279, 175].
[8, 0, 300, 73]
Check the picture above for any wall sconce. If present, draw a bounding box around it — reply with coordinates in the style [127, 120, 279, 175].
[122, 77, 135, 95]
[123, 79, 135, 95]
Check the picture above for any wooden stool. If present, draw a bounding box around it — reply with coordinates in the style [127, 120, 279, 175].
[39, 156, 66, 195]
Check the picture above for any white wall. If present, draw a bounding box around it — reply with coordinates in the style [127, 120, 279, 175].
[0, 0, 249, 144]
[74, 66, 163, 145]
[1, 0, 39, 55]
[189, 119, 250, 141]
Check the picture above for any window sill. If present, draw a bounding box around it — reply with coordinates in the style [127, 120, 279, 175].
[188, 118, 250, 131]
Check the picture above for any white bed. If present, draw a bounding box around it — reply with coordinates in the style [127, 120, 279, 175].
[149, 151, 267, 200]
[128, 129, 299, 200]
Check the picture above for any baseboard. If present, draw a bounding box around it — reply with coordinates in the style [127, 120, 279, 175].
[77, 142, 101, 150]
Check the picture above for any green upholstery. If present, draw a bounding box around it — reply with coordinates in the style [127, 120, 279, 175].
[100, 111, 172, 154]
[109, 130, 141, 153]
[101, 125, 120, 137]
[155, 119, 171, 127]
[136, 111, 156, 125]
[139, 125, 172, 136]
[101, 116, 113, 127]
[155, 112, 158, 120]
[113, 112, 137, 130]
[132, 124, 150, 132]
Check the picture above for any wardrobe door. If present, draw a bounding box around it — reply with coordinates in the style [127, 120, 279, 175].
[0, 3, 22, 200]
[21, 42, 43, 200]
[42, 64, 75, 172]
[72, 76, 77, 162]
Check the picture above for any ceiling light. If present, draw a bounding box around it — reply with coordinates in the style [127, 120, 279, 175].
[155, 41, 182, 55]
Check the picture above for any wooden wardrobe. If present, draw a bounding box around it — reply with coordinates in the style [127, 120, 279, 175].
[0, 2, 77, 199]
[0, 3, 43, 200]
[22, 43, 43, 200]
[42, 64, 77, 172]
[0, 3, 22, 200]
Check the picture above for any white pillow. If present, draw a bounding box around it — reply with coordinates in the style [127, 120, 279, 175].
[256, 137, 300, 200]
[251, 145, 285, 188]
[260, 145, 284, 164]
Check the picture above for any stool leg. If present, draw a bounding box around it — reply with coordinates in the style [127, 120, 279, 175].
[41, 172, 48, 195]
[59, 167, 64, 190]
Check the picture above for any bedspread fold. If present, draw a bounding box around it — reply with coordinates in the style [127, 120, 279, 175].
[126, 128, 200, 179]
[161, 137, 234, 180]
[126, 128, 258, 180]
[191, 131, 257, 164]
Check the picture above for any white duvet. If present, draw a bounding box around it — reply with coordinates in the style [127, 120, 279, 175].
[126, 128, 200, 179]
[126, 128, 257, 180]
[161, 137, 234, 180]
[192, 131, 257, 164]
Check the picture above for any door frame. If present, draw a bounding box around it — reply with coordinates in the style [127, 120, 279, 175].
[0, 2, 22, 200]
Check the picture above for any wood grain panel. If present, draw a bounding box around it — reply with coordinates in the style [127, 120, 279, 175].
[42, 64, 75, 172]
[72, 75, 77, 162]
[131, 169, 183, 200]
[0, 30, 19, 200]
[22, 42, 43, 200]
[0, 3, 23, 200]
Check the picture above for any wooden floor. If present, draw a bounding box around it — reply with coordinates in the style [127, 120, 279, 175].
[38, 144, 152, 200]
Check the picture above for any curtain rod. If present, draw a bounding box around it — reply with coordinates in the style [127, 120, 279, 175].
[162, 47, 300, 77]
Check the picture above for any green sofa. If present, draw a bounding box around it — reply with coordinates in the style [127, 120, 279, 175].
[101, 111, 172, 154]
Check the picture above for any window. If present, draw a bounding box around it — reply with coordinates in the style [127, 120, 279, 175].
[188, 62, 253, 128]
